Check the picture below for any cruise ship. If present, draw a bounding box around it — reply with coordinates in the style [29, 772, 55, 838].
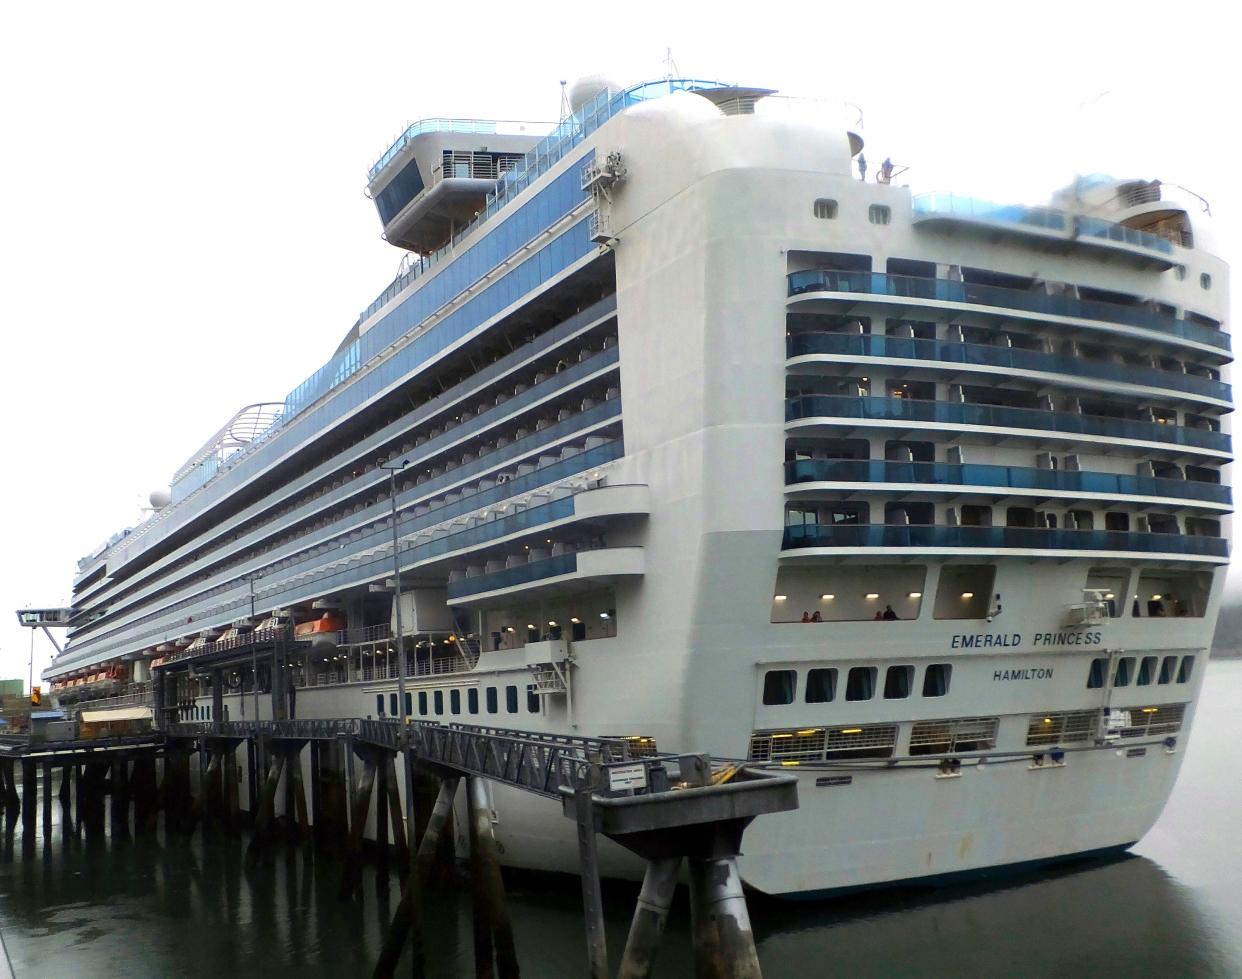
[37, 77, 1231, 897]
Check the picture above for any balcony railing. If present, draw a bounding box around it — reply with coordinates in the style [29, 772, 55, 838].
[786, 271, 1229, 352]
[782, 523, 1228, 558]
[785, 459, 1232, 505]
[785, 395, 1231, 454]
[912, 194, 1175, 256]
[787, 333, 1231, 403]
[447, 553, 577, 600]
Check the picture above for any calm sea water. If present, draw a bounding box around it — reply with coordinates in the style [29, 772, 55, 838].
[2, 660, 1240, 978]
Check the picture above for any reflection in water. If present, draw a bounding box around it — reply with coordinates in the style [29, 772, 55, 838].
[1, 661, 1240, 978]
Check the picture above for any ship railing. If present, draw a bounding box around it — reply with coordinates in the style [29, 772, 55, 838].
[66, 686, 154, 717]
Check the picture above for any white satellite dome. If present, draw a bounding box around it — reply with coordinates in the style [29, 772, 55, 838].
[149, 487, 172, 509]
[568, 75, 621, 114]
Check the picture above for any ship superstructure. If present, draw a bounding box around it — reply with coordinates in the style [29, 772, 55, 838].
[41, 79, 1230, 895]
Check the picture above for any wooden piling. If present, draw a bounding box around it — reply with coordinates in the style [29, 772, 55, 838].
[340, 755, 376, 899]
[288, 746, 310, 844]
[574, 784, 608, 979]
[383, 755, 409, 870]
[468, 777, 519, 978]
[41, 761, 53, 838]
[245, 750, 287, 866]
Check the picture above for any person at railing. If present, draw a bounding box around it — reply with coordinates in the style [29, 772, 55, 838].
[811, 611, 822, 623]
[879, 158, 894, 184]
[857, 153, 867, 182]
[883, 605, 899, 621]
[801, 611, 811, 623]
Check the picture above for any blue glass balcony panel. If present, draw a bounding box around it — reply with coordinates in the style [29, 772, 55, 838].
[782, 523, 1228, 558]
[117, 215, 598, 570]
[68, 442, 625, 661]
[447, 554, 578, 600]
[786, 271, 1229, 353]
[785, 395, 1231, 454]
[785, 459, 1231, 505]
[787, 333, 1230, 403]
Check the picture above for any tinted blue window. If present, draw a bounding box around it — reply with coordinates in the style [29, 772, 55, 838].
[376, 694, 385, 715]
[505, 686, 518, 713]
[468, 689, 479, 713]
[418, 691, 428, 714]
[434, 690, 444, 715]
[390, 693, 398, 715]
[486, 688, 498, 713]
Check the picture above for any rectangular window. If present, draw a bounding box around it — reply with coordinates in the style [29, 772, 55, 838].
[390, 693, 398, 716]
[433, 690, 444, 715]
[883, 665, 913, 699]
[868, 204, 891, 225]
[1158, 656, 1177, 684]
[418, 691, 428, 715]
[1137, 656, 1158, 686]
[762, 670, 797, 705]
[846, 666, 876, 701]
[405, 692, 413, 716]
[1087, 658, 1107, 689]
[486, 687, 498, 713]
[450, 689, 461, 715]
[1177, 656, 1195, 683]
[1114, 657, 1134, 687]
[922, 663, 952, 697]
[376, 694, 385, 716]
[506, 685, 519, 713]
[805, 668, 836, 703]
[468, 689, 479, 713]
[747, 725, 897, 762]
[527, 685, 540, 713]
[813, 198, 838, 219]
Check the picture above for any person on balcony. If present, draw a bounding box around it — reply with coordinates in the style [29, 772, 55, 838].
[883, 605, 899, 620]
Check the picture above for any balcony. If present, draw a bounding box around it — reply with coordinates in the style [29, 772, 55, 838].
[911, 194, 1177, 269]
[786, 271, 1229, 354]
[787, 333, 1231, 406]
[785, 460, 1232, 507]
[781, 524, 1227, 561]
[447, 547, 645, 604]
[786, 396, 1231, 456]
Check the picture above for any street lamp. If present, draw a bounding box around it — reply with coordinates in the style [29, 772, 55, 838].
[379, 456, 415, 830]
[242, 572, 262, 721]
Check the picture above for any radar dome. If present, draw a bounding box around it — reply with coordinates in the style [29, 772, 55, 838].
[569, 75, 621, 114]
[149, 487, 172, 509]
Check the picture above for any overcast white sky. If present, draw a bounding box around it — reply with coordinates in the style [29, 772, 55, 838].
[0, 1, 1236, 686]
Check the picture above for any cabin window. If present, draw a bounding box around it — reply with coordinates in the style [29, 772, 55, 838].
[450, 689, 461, 715]
[846, 666, 877, 701]
[805, 668, 837, 703]
[923, 663, 952, 697]
[868, 204, 891, 225]
[1177, 656, 1195, 683]
[506, 685, 519, 713]
[486, 687, 498, 713]
[433, 691, 444, 715]
[418, 692, 428, 715]
[527, 685, 540, 713]
[390, 694, 398, 716]
[762, 670, 796, 705]
[883, 665, 914, 699]
[1158, 656, 1177, 685]
[1137, 656, 1158, 686]
[405, 693, 412, 716]
[468, 689, 479, 713]
[1114, 657, 1134, 688]
[1200, 273, 1212, 290]
[813, 198, 838, 219]
[1087, 658, 1107, 689]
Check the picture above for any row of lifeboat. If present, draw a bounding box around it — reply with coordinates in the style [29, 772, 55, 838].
[48, 662, 126, 693]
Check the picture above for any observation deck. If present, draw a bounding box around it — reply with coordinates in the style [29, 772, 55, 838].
[911, 194, 1180, 270]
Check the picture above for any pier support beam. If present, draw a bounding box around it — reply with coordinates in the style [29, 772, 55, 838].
[41, 760, 53, 839]
[340, 754, 376, 898]
[21, 760, 36, 834]
[687, 857, 762, 979]
[467, 776, 519, 979]
[618, 857, 683, 979]
[574, 784, 608, 979]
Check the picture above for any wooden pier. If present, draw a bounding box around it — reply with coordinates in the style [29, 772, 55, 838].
[0, 719, 797, 978]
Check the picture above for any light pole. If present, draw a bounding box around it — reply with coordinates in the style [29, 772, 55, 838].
[244, 572, 262, 721]
[380, 456, 415, 832]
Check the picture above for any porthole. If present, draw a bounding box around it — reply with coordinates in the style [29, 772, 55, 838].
[814, 198, 838, 219]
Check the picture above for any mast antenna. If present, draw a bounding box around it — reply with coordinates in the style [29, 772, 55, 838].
[559, 79, 571, 121]
[663, 48, 679, 80]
